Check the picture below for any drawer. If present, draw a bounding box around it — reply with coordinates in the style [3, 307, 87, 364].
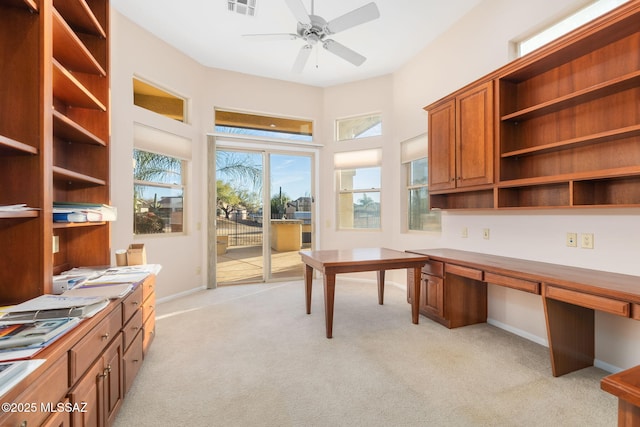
[142, 291, 156, 323]
[123, 308, 144, 351]
[545, 285, 630, 317]
[69, 304, 123, 385]
[142, 275, 156, 302]
[143, 312, 156, 356]
[422, 260, 444, 277]
[632, 304, 640, 321]
[0, 355, 68, 427]
[123, 331, 144, 395]
[122, 284, 143, 324]
[445, 263, 483, 281]
[485, 272, 540, 294]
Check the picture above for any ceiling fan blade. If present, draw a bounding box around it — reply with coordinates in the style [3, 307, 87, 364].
[243, 33, 300, 41]
[285, 0, 311, 26]
[292, 44, 313, 73]
[325, 2, 380, 35]
[322, 39, 366, 66]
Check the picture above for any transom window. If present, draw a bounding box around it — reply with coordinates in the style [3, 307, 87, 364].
[336, 113, 382, 141]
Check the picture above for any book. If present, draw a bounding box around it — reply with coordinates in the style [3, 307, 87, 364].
[53, 211, 88, 223]
[53, 202, 117, 221]
[0, 318, 80, 350]
[0, 294, 109, 322]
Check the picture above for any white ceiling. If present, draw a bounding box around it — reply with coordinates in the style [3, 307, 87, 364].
[111, 0, 483, 87]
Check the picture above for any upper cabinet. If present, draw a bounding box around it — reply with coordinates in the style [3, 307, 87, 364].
[427, 80, 495, 209]
[426, 1, 640, 211]
[0, 0, 111, 305]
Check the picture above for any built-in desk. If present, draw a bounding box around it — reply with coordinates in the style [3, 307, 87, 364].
[406, 249, 640, 378]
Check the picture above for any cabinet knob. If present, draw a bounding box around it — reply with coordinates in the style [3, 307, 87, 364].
[101, 332, 110, 340]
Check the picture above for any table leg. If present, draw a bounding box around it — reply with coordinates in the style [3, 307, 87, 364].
[377, 270, 385, 305]
[305, 264, 313, 315]
[411, 266, 420, 324]
[324, 273, 336, 338]
[543, 296, 594, 376]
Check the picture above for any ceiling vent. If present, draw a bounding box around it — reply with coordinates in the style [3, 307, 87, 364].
[227, 0, 256, 16]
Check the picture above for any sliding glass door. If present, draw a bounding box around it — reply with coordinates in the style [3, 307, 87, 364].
[214, 147, 313, 285]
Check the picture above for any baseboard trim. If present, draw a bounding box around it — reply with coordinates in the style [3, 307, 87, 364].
[156, 285, 206, 304]
[487, 318, 549, 348]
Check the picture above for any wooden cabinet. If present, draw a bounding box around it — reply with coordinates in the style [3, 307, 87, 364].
[407, 253, 487, 329]
[428, 81, 494, 191]
[426, 2, 640, 211]
[69, 334, 123, 427]
[428, 80, 495, 209]
[0, 0, 111, 305]
[0, 275, 155, 427]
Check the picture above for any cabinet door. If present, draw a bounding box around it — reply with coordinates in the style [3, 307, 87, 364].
[423, 274, 444, 318]
[104, 333, 124, 426]
[428, 99, 456, 191]
[69, 357, 104, 427]
[456, 81, 494, 188]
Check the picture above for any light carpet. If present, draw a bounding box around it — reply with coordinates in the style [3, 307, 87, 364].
[114, 279, 617, 426]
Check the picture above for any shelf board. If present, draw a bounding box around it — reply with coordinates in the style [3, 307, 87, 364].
[0, 210, 39, 219]
[52, 59, 106, 111]
[53, 110, 106, 146]
[53, 221, 106, 229]
[501, 125, 640, 158]
[0, 134, 38, 155]
[499, 166, 640, 188]
[501, 71, 640, 122]
[53, 166, 107, 186]
[2, 0, 38, 12]
[53, 0, 106, 38]
[52, 8, 106, 76]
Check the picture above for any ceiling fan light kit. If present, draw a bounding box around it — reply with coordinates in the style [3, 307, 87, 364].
[244, 0, 380, 72]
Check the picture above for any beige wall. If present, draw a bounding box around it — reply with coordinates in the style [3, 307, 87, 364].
[110, 0, 640, 371]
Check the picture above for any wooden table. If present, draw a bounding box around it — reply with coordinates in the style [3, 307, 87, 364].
[299, 248, 430, 338]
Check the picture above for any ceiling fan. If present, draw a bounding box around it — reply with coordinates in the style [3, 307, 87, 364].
[244, 0, 380, 72]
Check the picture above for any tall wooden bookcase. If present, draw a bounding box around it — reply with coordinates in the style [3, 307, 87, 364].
[0, 0, 110, 305]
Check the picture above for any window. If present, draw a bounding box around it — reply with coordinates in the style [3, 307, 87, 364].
[336, 113, 382, 141]
[517, 0, 629, 57]
[133, 124, 191, 235]
[335, 149, 381, 230]
[134, 150, 185, 234]
[402, 135, 440, 232]
[133, 77, 187, 122]
[214, 109, 313, 142]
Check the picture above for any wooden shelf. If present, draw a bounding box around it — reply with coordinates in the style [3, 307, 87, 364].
[53, 221, 106, 229]
[52, 8, 106, 76]
[52, 59, 106, 111]
[498, 166, 640, 188]
[430, 189, 495, 210]
[53, 110, 106, 146]
[501, 70, 640, 122]
[501, 125, 640, 158]
[0, 134, 38, 155]
[3, 0, 38, 12]
[54, 0, 106, 38]
[53, 165, 107, 186]
[0, 210, 39, 219]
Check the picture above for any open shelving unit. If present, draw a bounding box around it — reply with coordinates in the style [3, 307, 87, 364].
[0, 0, 111, 304]
[426, 1, 640, 211]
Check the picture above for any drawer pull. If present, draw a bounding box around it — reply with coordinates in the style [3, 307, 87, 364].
[101, 333, 110, 341]
[131, 301, 139, 306]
